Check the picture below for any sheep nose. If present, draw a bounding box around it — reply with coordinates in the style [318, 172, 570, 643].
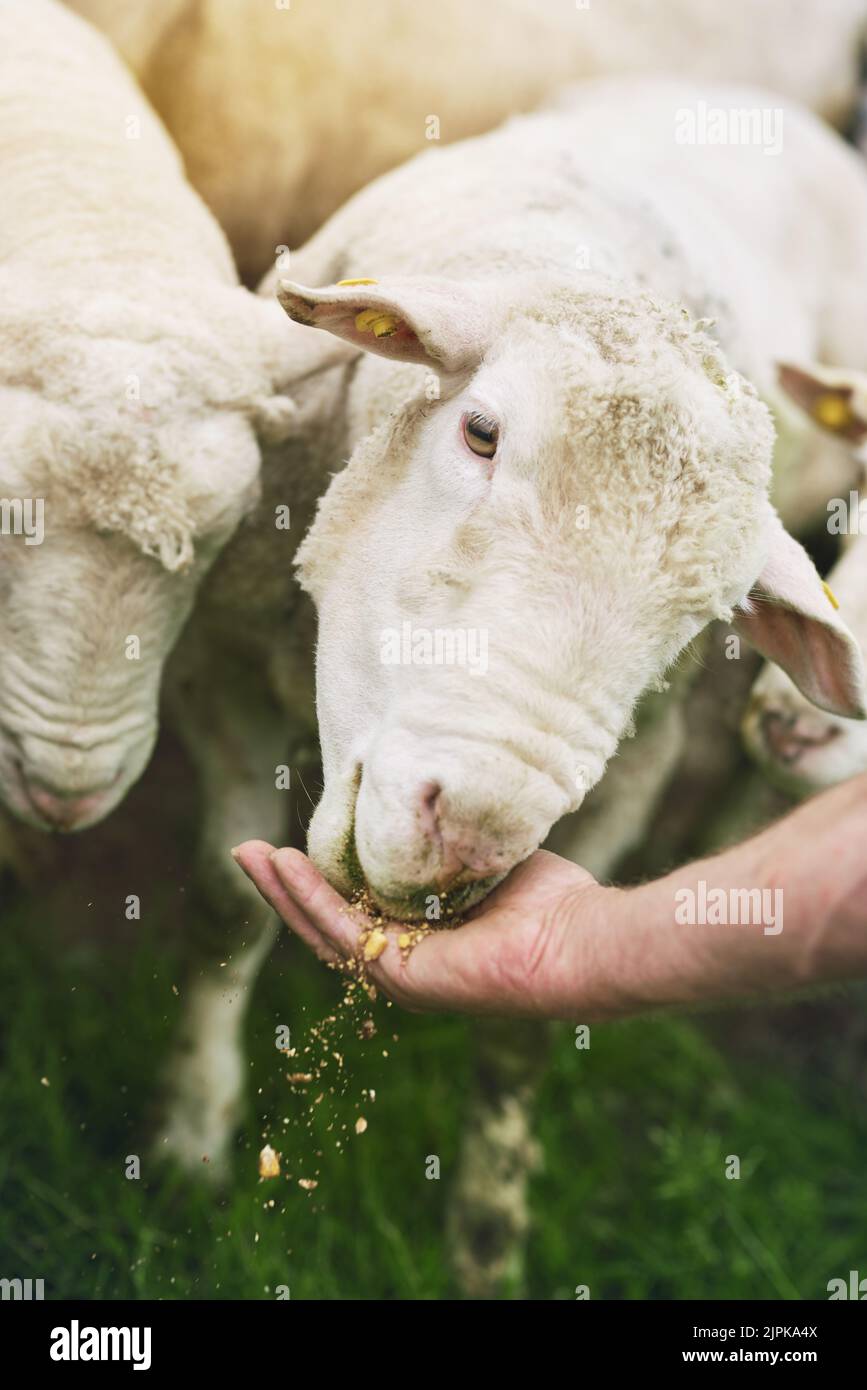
[22, 777, 117, 831]
[759, 709, 840, 764]
[416, 780, 444, 840]
[414, 778, 509, 886]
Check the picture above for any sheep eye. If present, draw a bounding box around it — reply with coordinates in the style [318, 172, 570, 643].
[462, 411, 499, 459]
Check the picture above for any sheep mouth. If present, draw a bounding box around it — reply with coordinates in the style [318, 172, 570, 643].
[354, 868, 503, 925]
[339, 817, 502, 924]
[12, 759, 124, 834]
[332, 764, 504, 922]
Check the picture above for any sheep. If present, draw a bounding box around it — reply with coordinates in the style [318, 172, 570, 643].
[0, 0, 329, 1160]
[242, 77, 867, 1291]
[67, 0, 867, 284]
[743, 366, 867, 794]
[270, 82, 867, 914]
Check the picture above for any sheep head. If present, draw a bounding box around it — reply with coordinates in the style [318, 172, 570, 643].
[0, 275, 301, 832]
[279, 273, 866, 918]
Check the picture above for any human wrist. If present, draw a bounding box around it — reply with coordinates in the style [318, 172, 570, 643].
[555, 881, 692, 1021]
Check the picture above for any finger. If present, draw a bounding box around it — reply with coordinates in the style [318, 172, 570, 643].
[265, 851, 437, 1008]
[269, 847, 372, 960]
[231, 840, 344, 966]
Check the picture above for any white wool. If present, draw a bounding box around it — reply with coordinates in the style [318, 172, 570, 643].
[0, 0, 305, 562]
[0, 272, 299, 566]
[68, 0, 867, 281]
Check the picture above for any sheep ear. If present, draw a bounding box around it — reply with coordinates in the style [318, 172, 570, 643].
[733, 512, 867, 718]
[276, 277, 491, 374]
[777, 362, 867, 444]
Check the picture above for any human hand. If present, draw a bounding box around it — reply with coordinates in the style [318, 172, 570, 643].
[233, 775, 867, 1021]
[232, 841, 608, 1019]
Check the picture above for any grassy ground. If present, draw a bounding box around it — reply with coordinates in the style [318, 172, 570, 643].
[1, 878, 865, 1301]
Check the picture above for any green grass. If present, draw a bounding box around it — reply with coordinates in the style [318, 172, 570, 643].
[1, 888, 865, 1300]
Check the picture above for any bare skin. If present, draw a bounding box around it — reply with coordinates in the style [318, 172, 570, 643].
[232, 772, 867, 1021]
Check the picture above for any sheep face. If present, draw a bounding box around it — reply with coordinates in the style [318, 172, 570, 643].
[743, 661, 867, 796]
[0, 393, 263, 833]
[0, 271, 303, 832]
[741, 365, 867, 796]
[742, 538, 867, 795]
[280, 276, 864, 918]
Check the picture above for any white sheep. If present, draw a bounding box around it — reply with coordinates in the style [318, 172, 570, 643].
[67, 0, 867, 283]
[267, 81, 866, 917]
[240, 77, 867, 1291]
[0, 0, 312, 1160]
[744, 365, 867, 793]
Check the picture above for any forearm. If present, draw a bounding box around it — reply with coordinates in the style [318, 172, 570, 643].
[565, 773, 867, 1021]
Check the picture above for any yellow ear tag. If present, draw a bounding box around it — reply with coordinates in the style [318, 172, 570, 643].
[813, 393, 854, 432]
[354, 310, 400, 337]
[822, 580, 840, 610]
[337, 278, 378, 286]
[371, 314, 399, 338]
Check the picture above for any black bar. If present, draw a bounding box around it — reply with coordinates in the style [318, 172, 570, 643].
[2, 1298, 864, 1374]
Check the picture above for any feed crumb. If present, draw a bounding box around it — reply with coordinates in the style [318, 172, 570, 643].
[363, 928, 388, 961]
[258, 1144, 281, 1179]
[298, 1178, 318, 1192]
[355, 1116, 368, 1135]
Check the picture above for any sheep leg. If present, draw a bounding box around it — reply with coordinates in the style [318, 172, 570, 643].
[156, 926, 278, 1177]
[447, 1018, 551, 1299]
[155, 657, 292, 1176]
